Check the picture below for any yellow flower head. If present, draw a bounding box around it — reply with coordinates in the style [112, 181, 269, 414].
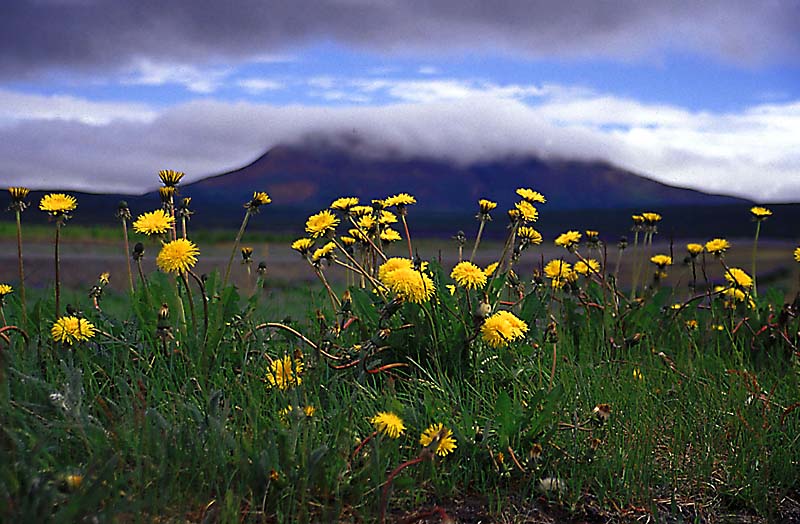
[267, 355, 303, 390]
[384, 193, 416, 208]
[451, 261, 487, 290]
[40, 193, 77, 215]
[419, 423, 457, 457]
[555, 231, 581, 249]
[642, 212, 662, 224]
[649, 254, 672, 268]
[371, 411, 406, 438]
[99, 272, 110, 285]
[305, 210, 339, 238]
[133, 209, 175, 236]
[379, 257, 414, 281]
[543, 259, 572, 279]
[349, 205, 373, 218]
[247, 191, 272, 210]
[484, 262, 499, 277]
[8, 187, 30, 203]
[158, 169, 184, 187]
[517, 226, 543, 244]
[514, 201, 538, 222]
[795, 246, 800, 263]
[750, 206, 772, 220]
[705, 238, 730, 255]
[516, 188, 546, 204]
[330, 197, 359, 213]
[357, 214, 377, 231]
[382, 266, 435, 303]
[481, 310, 528, 348]
[585, 230, 599, 240]
[574, 259, 600, 275]
[714, 285, 753, 308]
[158, 186, 175, 203]
[291, 238, 315, 255]
[478, 199, 497, 216]
[340, 236, 357, 247]
[51, 316, 96, 345]
[0, 284, 12, 296]
[312, 242, 336, 261]
[378, 210, 398, 225]
[725, 267, 753, 289]
[632, 214, 644, 224]
[380, 228, 402, 242]
[156, 238, 199, 274]
[686, 243, 703, 256]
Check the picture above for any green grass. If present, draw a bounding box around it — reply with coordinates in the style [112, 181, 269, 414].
[1, 212, 799, 523]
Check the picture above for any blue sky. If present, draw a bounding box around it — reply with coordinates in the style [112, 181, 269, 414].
[1, 1, 799, 200]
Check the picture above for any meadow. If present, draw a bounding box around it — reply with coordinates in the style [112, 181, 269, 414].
[1, 177, 799, 523]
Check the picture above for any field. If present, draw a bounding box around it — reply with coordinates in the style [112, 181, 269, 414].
[1, 186, 799, 523]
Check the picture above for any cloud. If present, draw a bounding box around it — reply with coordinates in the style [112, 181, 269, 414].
[237, 78, 285, 94]
[0, 1, 798, 80]
[0, 89, 157, 125]
[0, 85, 798, 201]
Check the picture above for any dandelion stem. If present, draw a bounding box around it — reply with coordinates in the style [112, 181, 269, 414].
[121, 216, 135, 294]
[222, 209, 251, 289]
[179, 272, 196, 332]
[14, 209, 26, 324]
[187, 270, 209, 343]
[401, 215, 413, 259]
[752, 220, 761, 298]
[470, 219, 486, 262]
[629, 230, 640, 299]
[54, 221, 62, 317]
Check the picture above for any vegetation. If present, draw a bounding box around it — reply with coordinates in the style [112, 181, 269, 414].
[1, 181, 798, 523]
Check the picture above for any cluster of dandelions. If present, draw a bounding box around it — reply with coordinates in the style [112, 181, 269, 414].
[368, 411, 457, 457]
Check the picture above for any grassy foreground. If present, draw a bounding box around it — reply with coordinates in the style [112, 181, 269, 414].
[1, 185, 799, 523]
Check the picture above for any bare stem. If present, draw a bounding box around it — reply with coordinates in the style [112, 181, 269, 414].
[401, 215, 413, 259]
[223, 209, 251, 289]
[121, 217, 135, 294]
[470, 219, 486, 262]
[15, 210, 26, 324]
[54, 221, 62, 317]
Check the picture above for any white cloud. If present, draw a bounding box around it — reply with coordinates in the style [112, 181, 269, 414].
[238, 78, 285, 94]
[0, 85, 798, 201]
[0, 89, 157, 125]
[123, 59, 232, 94]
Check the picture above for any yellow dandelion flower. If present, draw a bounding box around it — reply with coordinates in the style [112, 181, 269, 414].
[51, 316, 96, 345]
[380, 228, 402, 242]
[705, 238, 730, 255]
[350, 205, 373, 217]
[420, 423, 457, 457]
[514, 201, 538, 222]
[305, 210, 339, 238]
[133, 209, 175, 236]
[0, 284, 12, 296]
[382, 266, 435, 303]
[632, 215, 644, 224]
[378, 257, 414, 282]
[585, 230, 599, 240]
[340, 236, 356, 247]
[516, 188, 546, 204]
[632, 368, 643, 381]
[330, 197, 359, 213]
[303, 405, 316, 417]
[158, 169, 184, 187]
[451, 261, 487, 290]
[481, 310, 528, 348]
[158, 186, 175, 203]
[291, 238, 314, 255]
[574, 259, 600, 275]
[267, 355, 303, 390]
[99, 272, 110, 285]
[687, 243, 703, 256]
[725, 267, 753, 289]
[357, 214, 377, 231]
[378, 210, 398, 225]
[554, 230, 581, 249]
[517, 226, 543, 244]
[543, 259, 572, 279]
[247, 191, 272, 210]
[642, 212, 662, 224]
[484, 262, 499, 277]
[478, 199, 497, 216]
[156, 238, 199, 274]
[384, 193, 416, 208]
[8, 186, 30, 202]
[686, 319, 698, 330]
[39, 193, 77, 215]
[750, 206, 772, 220]
[312, 242, 336, 261]
[649, 254, 672, 268]
[714, 285, 752, 307]
[795, 246, 800, 262]
[446, 284, 456, 295]
[371, 411, 406, 438]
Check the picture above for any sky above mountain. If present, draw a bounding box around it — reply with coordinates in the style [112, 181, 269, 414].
[1, 1, 799, 201]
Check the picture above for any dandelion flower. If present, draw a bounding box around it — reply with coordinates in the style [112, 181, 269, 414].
[380, 228, 402, 242]
[543, 259, 572, 279]
[384, 193, 416, 208]
[484, 262, 499, 277]
[574, 259, 600, 275]
[517, 226, 543, 244]
[156, 238, 199, 274]
[378, 210, 398, 225]
[51, 316, 96, 345]
[305, 210, 339, 238]
[247, 191, 271, 211]
[158, 169, 184, 187]
[267, 355, 303, 390]
[291, 238, 315, 255]
[750, 206, 772, 220]
[0, 284, 12, 296]
[133, 209, 175, 236]
[516, 188, 546, 204]
[357, 214, 377, 231]
[8, 187, 30, 206]
[419, 423, 457, 457]
[382, 266, 435, 303]
[795, 247, 800, 263]
[725, 267, 753, 289]
[330, 196, 359, 213]
[642, 212, 662, 224]
[350, 205, 373, 217]
[514, 201, 538, 222]
[555, 231, 581, 249]
[686, 243, 703, 257]
[705, 238, 730, 255]
[39, 193, 77, 215]
[632, 215, 644, 225]
[312, 242, 336, 262]
[371, 411, 406, 438]
[451, 261, 487, 290]
[481, 310, 528, 348]
[477, 199, 497, 217]
[649, 254, 672, 268]
[378, 257, 414, 282]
